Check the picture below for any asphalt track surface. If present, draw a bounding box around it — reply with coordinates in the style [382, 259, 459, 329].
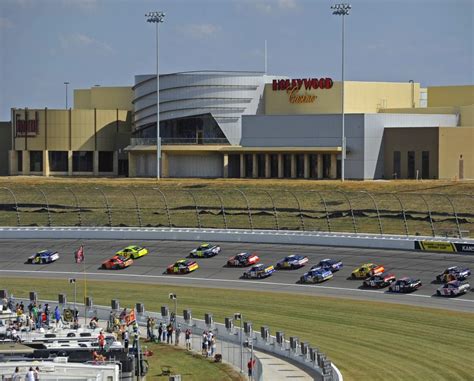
[0, 239, 473, 313]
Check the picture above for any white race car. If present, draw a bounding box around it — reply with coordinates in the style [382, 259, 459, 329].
[436, 280, 470, 297]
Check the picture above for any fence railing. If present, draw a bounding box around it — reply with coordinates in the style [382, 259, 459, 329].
[0, 186, 472, 238]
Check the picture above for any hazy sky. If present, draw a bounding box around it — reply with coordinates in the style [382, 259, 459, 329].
[0, 0, 472, 120]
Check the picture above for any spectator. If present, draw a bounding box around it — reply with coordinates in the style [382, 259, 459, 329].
[185, 328, 192, 350]
[211, 336, 217, 356]
[44, 304, 50, 326]
[89, 317, 99, 329]
[124, 330, 129, 350]
[25, 366, 35, 381]
[11, 367, 21, 381]
[158, 323, 163, 343]
[146, 317, 152, 340]
[162, 324, 167, 342]
[175, 324, 181, 346]
[34, 366, 40, 381]
[248, 357, 256, 379]
[166, 323, 173, 344]
[98, 331, 105, 351]
[54, 306, 61, 328]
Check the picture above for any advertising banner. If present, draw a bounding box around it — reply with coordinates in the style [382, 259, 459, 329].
[415, 240, 474, 254]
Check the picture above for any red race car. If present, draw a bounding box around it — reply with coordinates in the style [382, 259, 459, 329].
[227, 252, 260, 267]
[101, 255, 133, 270]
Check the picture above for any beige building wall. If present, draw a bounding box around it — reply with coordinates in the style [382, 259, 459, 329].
[383, 127, 439, 179]
[438, 127, 474, 180]
[265, 81, 420, 115]
[427, 85, 474, 107]
[74, 87, 133, 111]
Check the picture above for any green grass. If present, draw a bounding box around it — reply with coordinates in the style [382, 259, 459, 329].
[0, 177, 473, 237]
[1, 277, 473, 381]
[143, 342, 243, 381]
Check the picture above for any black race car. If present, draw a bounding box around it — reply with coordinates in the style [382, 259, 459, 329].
[363, 272, 396, 288]
[388, 277, 422, 293]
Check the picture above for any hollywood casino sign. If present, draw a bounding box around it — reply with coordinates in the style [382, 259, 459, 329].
[272, 78, 334, 104]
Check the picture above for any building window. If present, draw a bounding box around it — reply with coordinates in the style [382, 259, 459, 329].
[17, 151, 23, 172]
[99, 151, 114, 172]
[29, 151, 43, 172]
[49, 151, 68, 172]
[73, 151, 93, 172]
[422, 151, 429, 179]
[407, 151, 415, 179]
[393, 151, 401, 179]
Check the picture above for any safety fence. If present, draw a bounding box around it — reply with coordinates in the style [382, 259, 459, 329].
[0, 186, 472, 238]
[9, 295, 341, 381]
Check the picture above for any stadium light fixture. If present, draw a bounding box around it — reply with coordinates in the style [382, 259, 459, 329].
[63, 82, 70, 109]
[145, 11, 165, 179]
[331, 3, 351, 181]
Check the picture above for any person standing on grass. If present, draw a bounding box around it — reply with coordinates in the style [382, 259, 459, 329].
[158, 323, 163, 343]
[185, 328, 192, 350]
[34, 366, 40, 381]
[11, 367, 21, 381]
[25, 367, 35, 381]
[124, 330, 129, 351]
[175, 324, 181, 346]
[54, 306, 61, 328]
[166, 323, 173, 344]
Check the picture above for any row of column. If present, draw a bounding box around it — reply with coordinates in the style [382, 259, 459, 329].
[8, 150, 118, 176]
[223, 153, 338, 179]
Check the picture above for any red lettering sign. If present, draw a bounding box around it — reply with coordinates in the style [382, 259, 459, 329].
[272, 78, 333, 91]
[16, 119, 39, 137]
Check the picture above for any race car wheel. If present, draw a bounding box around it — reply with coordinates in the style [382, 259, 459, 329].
[351, 273, 356, 279]
[101, 264, 106, 269]
[131, 255, 135, 260]
[436, 290, 441, 296]
[450, 291, 454, 297]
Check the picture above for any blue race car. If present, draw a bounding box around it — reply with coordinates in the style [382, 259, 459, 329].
[300, 267, 333, 283]
[315, 258, 343, 272]
[276, 255, 309, 269]
[27, 250, 60, 264]
[243, 264, 275, 279]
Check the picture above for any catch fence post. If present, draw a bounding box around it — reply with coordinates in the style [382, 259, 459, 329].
[0, 186, 21, 226]
[126, 188, 142, 227]
[235, 188, 253, 230]
[65, 187, 82, 227]
[263, 189, 279, 230]
[153, 187, 172, 228]
[95, 187, 112, 227]
[185, 190, 201, 229]
[37, 187, 52, 227]
[361, 191, 383, 235]
[336, 190, 357, 233]
[287, 190, 305, 231]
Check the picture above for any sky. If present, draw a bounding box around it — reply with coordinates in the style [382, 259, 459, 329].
[0, 0, 472, 120]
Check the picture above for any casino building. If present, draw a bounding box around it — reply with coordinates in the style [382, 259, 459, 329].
[6, 71, 474, 179]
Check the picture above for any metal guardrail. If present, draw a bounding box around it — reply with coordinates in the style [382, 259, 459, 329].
[0, 187, 471, 239]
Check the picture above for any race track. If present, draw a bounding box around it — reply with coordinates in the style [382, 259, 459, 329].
[0, 239, 473, 312]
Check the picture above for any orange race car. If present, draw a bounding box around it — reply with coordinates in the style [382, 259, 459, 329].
[101, 255, 133, 270]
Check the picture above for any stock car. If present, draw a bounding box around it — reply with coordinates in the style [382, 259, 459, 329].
[316, 258, 343, 272]
[115, 245, 148, 259]
[227, 252, 260, 267]
[435, 266, 471, 283]
[166, 259, 199, 274]
[101, 255, 133, 270]
[300, 267, 333, 283]
[388, 277, 422, 293]
[351, 263, 385, 279]
[363, 272, 396, 288]
[436, 280, 471, 297]
[27, 250, 60, 264]
[189, 243, 221, 258]
[275, 255, 309, 269]
[243, 264, 275, 279]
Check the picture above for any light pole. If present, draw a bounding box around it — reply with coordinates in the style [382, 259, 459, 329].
[69, 278, 76, 315]
[145, 11, 165, 179]
[169, 293, 177, 344]
[64, 82, 70, 109]
[331, 3, 351, 181]
[234, 313, 243, 374]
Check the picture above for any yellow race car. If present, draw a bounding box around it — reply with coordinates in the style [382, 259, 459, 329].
[115, 245, 148, 259]
[351, 263, 385, 279]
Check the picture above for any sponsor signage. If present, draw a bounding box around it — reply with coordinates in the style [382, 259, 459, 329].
[415, 240, 474, 254]
[272, 77, 333, 104]
[16, 119, 38, 137]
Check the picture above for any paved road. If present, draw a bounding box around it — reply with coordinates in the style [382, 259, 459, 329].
[0, 239, 473, 312]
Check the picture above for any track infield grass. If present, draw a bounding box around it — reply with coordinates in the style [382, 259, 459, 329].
[1, 277, 473, 381]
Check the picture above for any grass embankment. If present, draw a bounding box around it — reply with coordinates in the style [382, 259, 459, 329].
[1, 277, 473, 381]
[144, 343, 243, 381]
[0, 177, 473, 237]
